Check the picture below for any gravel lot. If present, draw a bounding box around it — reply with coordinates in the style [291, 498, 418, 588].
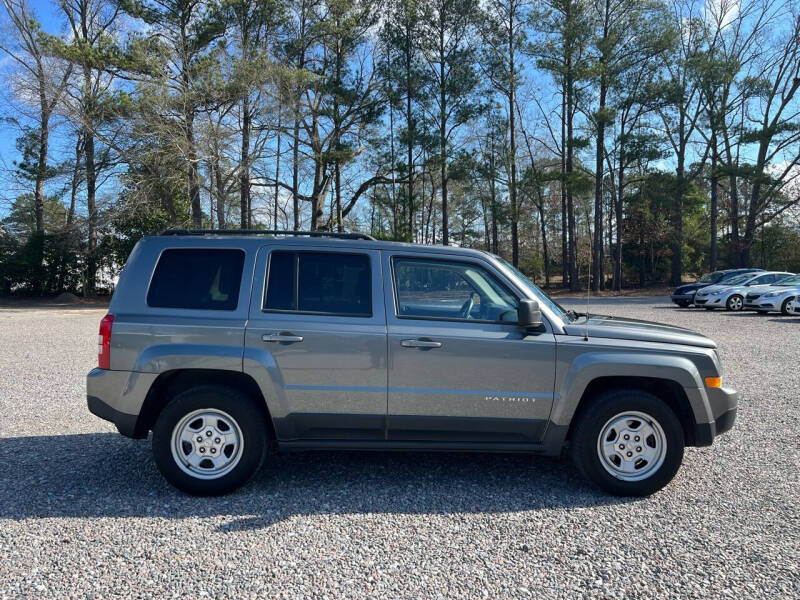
[0, 300, 798, 599]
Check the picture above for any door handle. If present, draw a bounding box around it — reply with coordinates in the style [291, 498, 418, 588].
[262, 333, 304, 343]
[400, 338, 443, 349]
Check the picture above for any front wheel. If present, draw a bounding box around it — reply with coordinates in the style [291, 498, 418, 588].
[152, 385, 269, 495]
[676, 301, 690, 308]
[781, 297, 794, 315]
[570, 389, 685, 496]
[726, 295, 744, 311]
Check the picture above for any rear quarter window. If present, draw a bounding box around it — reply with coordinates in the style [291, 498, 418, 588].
[147, 248, 245, 310]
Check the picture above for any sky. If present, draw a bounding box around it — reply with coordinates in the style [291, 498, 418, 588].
[1, 0, 796, 225]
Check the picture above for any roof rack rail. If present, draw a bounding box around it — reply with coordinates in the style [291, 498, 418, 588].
[160, 229, 376, 241]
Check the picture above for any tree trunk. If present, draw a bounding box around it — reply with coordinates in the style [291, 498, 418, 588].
[274, 116, 281, 230]
[709, 130, 718, 271]
[439, 22, 449, 246]
[508, 14, 518, 267]
[592, 79, 607, 292]
[240, 94, 251, 229]
[292, 116, 301, 230]
[671, 150, 685, 286]
[561, 88, 568, 288]
[84, 127, 97, 296]
[489, 139, 499, 254]
[613, 162, 624, 291]
[566, 66, 578, 292]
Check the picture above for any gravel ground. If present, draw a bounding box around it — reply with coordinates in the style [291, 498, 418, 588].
[0, 301, 797, 599]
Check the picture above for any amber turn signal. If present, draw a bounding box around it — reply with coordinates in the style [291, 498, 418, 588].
[705, 377, 722, 388]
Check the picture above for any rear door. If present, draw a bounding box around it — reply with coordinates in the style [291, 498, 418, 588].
[383, 252, 556, 443]
[244, 245, 387, 440]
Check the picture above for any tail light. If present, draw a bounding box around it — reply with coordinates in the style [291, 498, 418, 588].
[98, 314, 114, 369]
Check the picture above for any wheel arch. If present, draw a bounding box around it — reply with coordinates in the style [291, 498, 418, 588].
[565, 376, 698, 446]
[134, 369, 276, 441]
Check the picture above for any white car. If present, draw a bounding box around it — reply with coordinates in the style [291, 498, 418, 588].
[694, 271, 792, 311]
[746, 274, 800, 314]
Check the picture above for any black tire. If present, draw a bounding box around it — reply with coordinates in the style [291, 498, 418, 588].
[570, 389, 685, 496]
[726, 294, 744, 311]
[676, 302, 690, 308]
[152, 385, 269, 496]
[780, 297, 793, 315]
[704, 307, 715, 310]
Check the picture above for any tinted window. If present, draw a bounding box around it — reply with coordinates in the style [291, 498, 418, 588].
[264, 251, 371, 316]
[265, 252, 296, 310]
[393, 258, 517, 322]
[147, 248, 245, 310]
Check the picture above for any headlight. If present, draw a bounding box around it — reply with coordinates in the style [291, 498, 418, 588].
[709, 289, 725, 295]
[764, 291, 785, 298]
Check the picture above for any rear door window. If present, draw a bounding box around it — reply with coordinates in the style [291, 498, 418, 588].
[264, 251, 372, 317]
[147, 248, 245, 310]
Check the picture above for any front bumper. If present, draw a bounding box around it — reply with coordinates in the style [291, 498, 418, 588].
[693, 386, 738, 446]
[86, 368, 157, 438]
[752, 299, 782, 311]
[671, 293, 696, 305]
[693, 295, 724, 307]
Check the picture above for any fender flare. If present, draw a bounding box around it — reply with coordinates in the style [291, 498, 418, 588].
[549, 352, 713, 429]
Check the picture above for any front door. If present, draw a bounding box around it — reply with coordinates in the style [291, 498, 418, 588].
[384, 253, 556, 443]
[245, 245, 387, 440]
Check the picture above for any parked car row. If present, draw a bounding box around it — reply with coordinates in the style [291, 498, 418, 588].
[671, 269, 800, 315]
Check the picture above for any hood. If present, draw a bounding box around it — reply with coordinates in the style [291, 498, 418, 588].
[562, 315, 716, 349]
[695, 284, 725, 295]
[740, 283, 776, 293]
[674, 282, 709, 294]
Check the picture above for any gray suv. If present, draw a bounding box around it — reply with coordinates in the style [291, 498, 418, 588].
[87, 231, 737, 496]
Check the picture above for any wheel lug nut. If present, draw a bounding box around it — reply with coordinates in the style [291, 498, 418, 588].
[215, 438, 221, 444]
[619, 444, 625, 450]
[634, 436, 640, 442]
[206, 431, 212, 437]
[636, 446, 642, 452]
[199, 447, 205, 453]
[210, 448, 216, 454]
[623, 435, 630, 440]
[196, 436, 203, 442]
[626, 451, 632, 457]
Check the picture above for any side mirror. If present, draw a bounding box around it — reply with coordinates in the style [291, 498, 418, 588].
[518, 299, 543, 329]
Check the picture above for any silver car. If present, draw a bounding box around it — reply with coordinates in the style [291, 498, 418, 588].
[87, 231, 738, 497]
[693, 271, 793, 311]
[745, 274, 800, 314]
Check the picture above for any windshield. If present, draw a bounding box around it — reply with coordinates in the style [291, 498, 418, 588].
[699, 271, 723, 283]
[497, 258, 571, 321]
[721, 274, 752, 286]
[718, 272, 753, 285]
[773, 275, 800, 286]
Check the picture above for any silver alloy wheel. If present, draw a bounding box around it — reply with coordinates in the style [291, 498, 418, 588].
[170, 408, 244, 480]
[596, 411, 667, 482]
[728, 295, 743, 311]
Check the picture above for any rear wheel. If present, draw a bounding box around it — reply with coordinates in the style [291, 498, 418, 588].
[676, 301, 690, 308]
[780, 297, 794, 315]
[152, 385, 269, 495]
[570, 389, 685, 496]
[726, 295, 744, 311]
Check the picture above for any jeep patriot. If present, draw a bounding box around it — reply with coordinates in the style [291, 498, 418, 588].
[87, 230, 738, 496]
